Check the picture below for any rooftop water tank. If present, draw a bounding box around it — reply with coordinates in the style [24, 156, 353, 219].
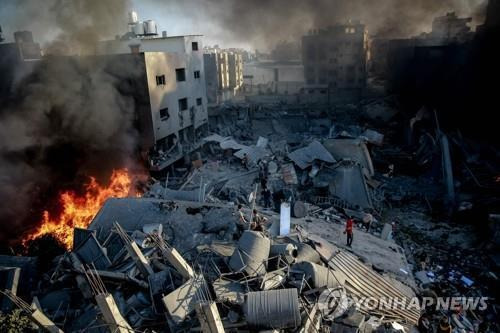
[128, 11, 138, 24]
[143, 20, 158, 36]
[133, 22, 145, 36]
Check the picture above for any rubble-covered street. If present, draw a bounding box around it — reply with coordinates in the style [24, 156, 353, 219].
[2, 98, 498, 332]
[1, 0, 500, 332]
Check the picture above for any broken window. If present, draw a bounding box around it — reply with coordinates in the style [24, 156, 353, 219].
[196, 97, 202, 106]
[178, 98, 188, 111]
[194, 70, 201, 79]
[160, 107, 169, 120]
[129, 45, 140, 54]
[192, 42, 199, 51]
[156, 75, 166, 86]
[176, 68, 186, 82]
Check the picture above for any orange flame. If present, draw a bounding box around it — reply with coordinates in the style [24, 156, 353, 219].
[23, 168, 134, 249]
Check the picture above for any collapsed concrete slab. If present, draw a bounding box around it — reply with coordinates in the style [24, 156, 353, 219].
[162, 274, 205, 325]
[323, 138, 374, 176]
[315, 161, 373, 209]
[287, 140, 336, 169]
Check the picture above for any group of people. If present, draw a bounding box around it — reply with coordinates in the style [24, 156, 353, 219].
[240, 154, 387, 249]
[236, 204, 268, 232]
[343, 211, 377, 247]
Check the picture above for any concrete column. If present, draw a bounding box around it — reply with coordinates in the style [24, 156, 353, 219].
[280, 202, 291, 236]
[95, 293, 133, 333]
[195, 302, 225, 333]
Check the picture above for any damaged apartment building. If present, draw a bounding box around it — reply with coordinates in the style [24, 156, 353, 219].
[302, 21, 368, 103]
[1, 1, 499, 332]
[97, 11, 209, 172]
[203, 47, 244, 105]
[0, 29, 41, 103]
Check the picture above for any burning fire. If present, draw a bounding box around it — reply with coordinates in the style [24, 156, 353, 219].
[23, 168, 135, 249]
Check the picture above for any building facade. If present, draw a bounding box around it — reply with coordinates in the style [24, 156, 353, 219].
[203, 48, 243, 104]
[227, 52, 243, 91]
[302, 22, 368, 101]
[0, 30, 41, 102]
[97, 33, 208, 170]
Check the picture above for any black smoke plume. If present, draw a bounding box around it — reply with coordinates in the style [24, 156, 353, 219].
[156, 0, 486, 49]
[0, 0, 141, 246]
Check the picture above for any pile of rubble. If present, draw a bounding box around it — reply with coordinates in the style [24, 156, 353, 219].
[2, 101, 499, 332]
[1, 198, 421, 332]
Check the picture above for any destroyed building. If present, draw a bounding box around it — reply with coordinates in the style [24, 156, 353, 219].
[96, 11, 209, 171]
[203, 48, 244, 104]
[243, 60, 305, 97]
[0, 30, 41, 103]
[1, 1, 500, 332]
[302, 21, 368, 103]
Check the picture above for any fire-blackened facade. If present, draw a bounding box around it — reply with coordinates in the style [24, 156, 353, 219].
[302, 22, 368, 101]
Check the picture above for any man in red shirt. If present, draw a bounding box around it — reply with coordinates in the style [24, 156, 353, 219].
[344, 216, 354, 247]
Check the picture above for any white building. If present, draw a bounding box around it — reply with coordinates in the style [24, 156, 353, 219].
[96, 15, 208, 171]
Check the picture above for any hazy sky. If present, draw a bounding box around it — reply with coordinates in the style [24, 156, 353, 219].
[0, 0, 487, 52]
[130, 0, 253, 49]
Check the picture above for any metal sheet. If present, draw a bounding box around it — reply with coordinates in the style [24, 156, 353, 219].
[288, 140, 336, 169]
[244, 288, 301, 329]
[229, 231, 270, 276]
[323, 138, 374, 176]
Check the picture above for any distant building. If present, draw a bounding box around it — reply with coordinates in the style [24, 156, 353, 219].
[302, 22, 368, 101]
[430, 12, 473, 43]
[228, 52, 243, 91]
[203, 48, 243, 104]
[370, 12, 473, 80]
[243, 60, 304, 95]
[97, 11, 208, 171]
[0, 30, 41, 102]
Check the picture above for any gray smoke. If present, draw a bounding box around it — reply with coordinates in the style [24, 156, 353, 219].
[0, 0, 139, 244]
[154, 0, 487, 49]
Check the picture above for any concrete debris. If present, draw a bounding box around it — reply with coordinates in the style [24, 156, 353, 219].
[6, 99, 498, 332]
[323, 138, 375, 176]
[316, 161, 373, 209]
[229, 230, 270, 276]
[287, 140, 336, 169]
[361, 129, 384, 146]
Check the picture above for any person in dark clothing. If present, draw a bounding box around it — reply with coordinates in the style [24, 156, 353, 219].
[418, 312, 432, 333]
[261, 187, 272, 208]
[273, 189, 285, 212]
[260, 176, 267, 190]
[344, 216, 354, 247]
[251, 209, 268, 231]
[437, 316, 452, 333]
[241, 153, 249, 170]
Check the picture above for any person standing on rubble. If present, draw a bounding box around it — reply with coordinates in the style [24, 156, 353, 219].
[261, 187, 272, 208]
[251, 209, 268, 231]
[237, 204, 247, 224]
[235, 204, 249, 236]
[344, 216, 354, 247]
[418, 312, 432, 333]
[362, 211, 374, 232]
[242, 153, 249, 170]
[260, 175, 268, 190]
[437, 316, 452, 333]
